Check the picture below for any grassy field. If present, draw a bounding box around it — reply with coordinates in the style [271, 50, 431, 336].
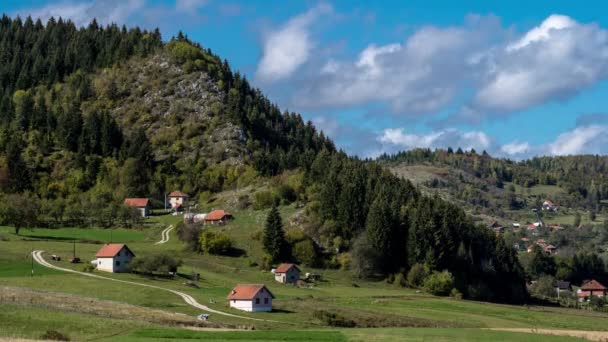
[2, 206, 608, 340]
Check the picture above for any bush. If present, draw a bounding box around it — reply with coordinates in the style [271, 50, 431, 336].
[130, 254, 182, 275]
[394, 272, 407, 287]
[253, 190, 276, 210]
[450, 288, 463, 300]
[529, 275, 557, 299]
[40, 330, 70, 341]
[313, 310, 356, 327]
[82, 264, 95, 273]
[292, 239, 318, 267]
[337, 253, 351, 271]
[406, 263, 428, 288]
[276, 184, 297, 204]
[199, 231, 233, 255]
[423, 270, 454, 296]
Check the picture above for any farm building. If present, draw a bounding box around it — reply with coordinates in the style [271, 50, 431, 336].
[168, 191, 189, 211]
[204, 210, 233, 225]
[542, 200, 558, 212]
[555, 280, 572, 295]
[184, 213, 207, 224]
[274, 263, 300, 284]
[578, 280, 608, 302]
[94, 244, 135, 273]
[227, 284, 274, 312]
[124, 198, 152, 218]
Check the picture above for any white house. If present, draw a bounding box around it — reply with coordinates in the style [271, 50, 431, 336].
[124, 198, 152, 218]
[227, 284, 274, 312]
[542, 200, 558, 212]
[94, 244, 135, 273]
[168, 191, 189, 211]
[274, 263, 301, 284]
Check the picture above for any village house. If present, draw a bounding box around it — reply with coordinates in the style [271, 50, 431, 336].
[124, 198, 152, 218]
[93, 244, 135, 273]
[204, 210, 233, 225]
[274, 263, 301, 284]
[168, 191, 189, 211]
[544, 244, 556, 255]
[227, 284, 274, 312]
[578, 280, 608, 302]
[542, 200, 559, 212]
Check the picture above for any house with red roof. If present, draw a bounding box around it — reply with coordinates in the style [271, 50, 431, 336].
[168, 191, 189, 211]
[274, 263, 301, 284]
[94, 244, 135, 273]
[227, 284, 274, 312]
[124, 198, 152, 218]
[542, 200, 558, 212]
[203, 209, 233, 225]
[578, 280, 608, 302]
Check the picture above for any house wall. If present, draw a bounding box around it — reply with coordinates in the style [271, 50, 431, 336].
[97, 257, 115, 272]
[170, 197, 185, 208]
[229, 290, 273, 312]
[275, 269, 300, 284]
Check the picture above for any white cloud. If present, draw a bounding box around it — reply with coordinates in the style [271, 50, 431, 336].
[256, 4, 332, 82]
[473, 14, 608, 113]
[378, 128, 491, 152]
[289, 15, 502, 114]
[175, 0, 207, 12]
[21, 0, 145, 27]
[548, 125, 608, 155]
[500, 141, 530, 155]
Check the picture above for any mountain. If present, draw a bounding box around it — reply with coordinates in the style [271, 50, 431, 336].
[0, 16, 532, 303]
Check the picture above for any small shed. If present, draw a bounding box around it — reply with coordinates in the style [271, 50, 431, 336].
[274, 263, 301, 284]
[204, 210, 233, 225]
[124, 198, 152, 218]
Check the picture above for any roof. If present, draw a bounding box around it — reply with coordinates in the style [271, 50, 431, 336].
[555, 280, 571, 290]
[95, 244, 134, 258]
[489, 220, 501, 228]
[205, 209, 232, 221]
[124, 198, 150, 208]
[275, 263, 300, 273]
[226, 284, 275, 300]
[168, 191, 189, 198]
[544, 200, 554, 205]
[581, 280, 608, 291]
[544, 244, 556, 250]
[521, 238, 529, 242]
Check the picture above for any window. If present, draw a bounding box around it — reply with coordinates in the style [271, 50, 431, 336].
[255, 298, 260, 304]
[264, 298, 269, 304]
[115, 261, 120, 266]
[233, 300, 236, 303]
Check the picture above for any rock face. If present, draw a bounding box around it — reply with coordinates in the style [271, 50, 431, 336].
[99, 54, 248, 166]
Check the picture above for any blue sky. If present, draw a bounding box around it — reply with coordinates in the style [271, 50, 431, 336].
[4, 0, 608, 158]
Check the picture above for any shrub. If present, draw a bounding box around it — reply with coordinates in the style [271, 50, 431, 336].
[423, 270, 454, 296]
[292, 239, 318, 267]
[40, 330, 70, 341]
[450, 288, 463, 300]
[529, 275, 557, 299]
[276, 184, 297, 204]
[130, 254, 182, 275]
[199, 231, 233, 255]
[253, 190, 276, 210]
[406, 263, 428, 288]
[394, 273, 407, 287]
[82, 264, 95, 273]
[314, 310, 356, 328]
[337, 253, 351, 271]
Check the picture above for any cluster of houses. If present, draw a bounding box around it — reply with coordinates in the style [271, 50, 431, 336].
[553, 279, 608, 302]
[123, 191, 191, 218]
[521, 238, 556, 254]
[87, 242, 310, 313]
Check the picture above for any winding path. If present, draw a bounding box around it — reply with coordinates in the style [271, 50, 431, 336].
[32, 250, 273, 322]
[155, 225, 174, 245]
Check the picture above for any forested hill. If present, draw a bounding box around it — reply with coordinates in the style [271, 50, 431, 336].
[0, 16, 527, 303]
[379, 148, 608, 215]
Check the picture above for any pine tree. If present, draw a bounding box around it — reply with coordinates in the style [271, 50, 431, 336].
[263, 205, 289, 263]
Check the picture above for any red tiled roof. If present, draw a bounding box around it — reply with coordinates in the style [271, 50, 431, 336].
[581, 280, 607, 291]
[124, 198, 150, 208]
[168, 191, 189, 198]
[96, 244, 134, 258]
[205, 209, 231, 221]
[275, 263, 300, 273]
[521, 238, 529, 242]
[226, 284, 275, 300]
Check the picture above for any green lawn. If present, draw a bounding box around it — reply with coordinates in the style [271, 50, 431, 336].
[2, 206, 608, 340]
